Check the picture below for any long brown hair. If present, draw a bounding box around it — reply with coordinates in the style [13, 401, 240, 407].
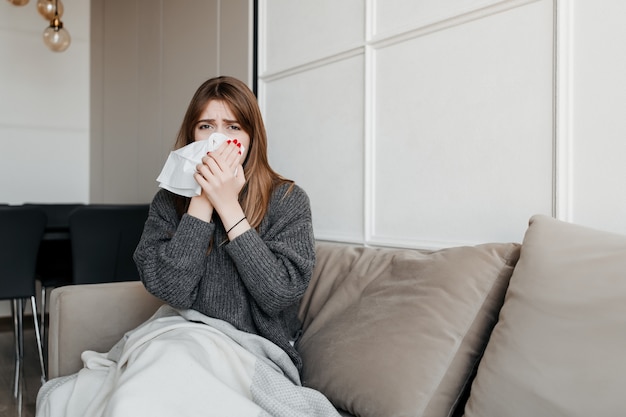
[173, 76, 292, 228]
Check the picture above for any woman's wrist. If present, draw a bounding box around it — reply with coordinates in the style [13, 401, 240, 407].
[226, 217, 250, 239]
[223, 208, 250, 239]
[226, 216, 247, 233]
[188, 195, 213, 222]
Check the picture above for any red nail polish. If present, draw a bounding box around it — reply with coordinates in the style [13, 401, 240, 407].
[236, 143, 241, 147]
[238, 151, 242, 155]
[233, 139, 238, 144]
[227, 140, 231, 144]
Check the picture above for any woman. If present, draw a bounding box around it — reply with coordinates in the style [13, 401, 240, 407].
[36, 76, 341, 417]
[133, 75, 316, 372]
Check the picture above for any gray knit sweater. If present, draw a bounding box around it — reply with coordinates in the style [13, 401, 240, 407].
[133, 183, 316, 371]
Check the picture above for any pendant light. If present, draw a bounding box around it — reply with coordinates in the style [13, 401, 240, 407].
[36, 0, 63, 21]
[42, 0, 70, 52]
[7, 0, 70, 52]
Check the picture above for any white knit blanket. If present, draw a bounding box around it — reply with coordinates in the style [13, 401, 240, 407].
[36, 305, 340, 417]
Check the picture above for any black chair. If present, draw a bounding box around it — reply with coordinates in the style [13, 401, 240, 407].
[69, 204, 149, 284]
[0, 206, 47, 397]
[24, 203, 84, 347]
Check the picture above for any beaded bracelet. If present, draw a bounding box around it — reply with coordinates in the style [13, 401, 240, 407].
[226, 216, 247, 234]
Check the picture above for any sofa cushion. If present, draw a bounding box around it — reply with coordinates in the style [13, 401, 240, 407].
[297, 241, 520, 417]
[464, 215, 626, 417]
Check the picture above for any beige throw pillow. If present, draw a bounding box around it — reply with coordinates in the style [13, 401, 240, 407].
[464, 215, 626, 417]
[298, 241, 520, 417]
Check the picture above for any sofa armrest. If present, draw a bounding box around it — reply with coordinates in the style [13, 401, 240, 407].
[47, 281, 164, 379]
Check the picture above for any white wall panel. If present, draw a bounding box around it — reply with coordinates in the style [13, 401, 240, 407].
[261, 55, 366, 243]
[372, 0, 554, 247]
[259, 0, 560, 249]
[260, 0, 364, 74]
[0, 0, 90, 205]
[0, 127, 89, 203]
[373, 0, 511, 38]
[0, 33, 89, 129]
[568, 0, 626, 235]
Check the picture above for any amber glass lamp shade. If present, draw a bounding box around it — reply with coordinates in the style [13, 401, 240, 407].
[43, 17, 70, 52]
[37, 0, 63, 20]
[8, 0, 30, 5]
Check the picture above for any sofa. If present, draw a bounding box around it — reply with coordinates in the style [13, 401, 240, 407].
[46, 214, 626, 417]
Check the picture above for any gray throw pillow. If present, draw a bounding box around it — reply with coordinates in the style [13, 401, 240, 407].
[464, 215, 626, 417]
[298, 241, 520, 417]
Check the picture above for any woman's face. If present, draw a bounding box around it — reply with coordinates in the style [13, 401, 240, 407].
[194, 99, 251, 160]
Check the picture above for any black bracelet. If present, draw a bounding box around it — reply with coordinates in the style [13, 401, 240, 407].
[226, 216, 247, 234]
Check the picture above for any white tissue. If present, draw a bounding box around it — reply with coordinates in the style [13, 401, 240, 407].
[156, 132, 244, 197]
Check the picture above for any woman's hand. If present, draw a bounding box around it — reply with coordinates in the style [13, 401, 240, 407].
[194, 139, 246, 218]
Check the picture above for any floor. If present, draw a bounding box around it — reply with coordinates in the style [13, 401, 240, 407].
[0, 318, 44, 417]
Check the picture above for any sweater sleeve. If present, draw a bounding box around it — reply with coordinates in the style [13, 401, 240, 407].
[133, 190, 215, 308]
[225, 184, 316, 317]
